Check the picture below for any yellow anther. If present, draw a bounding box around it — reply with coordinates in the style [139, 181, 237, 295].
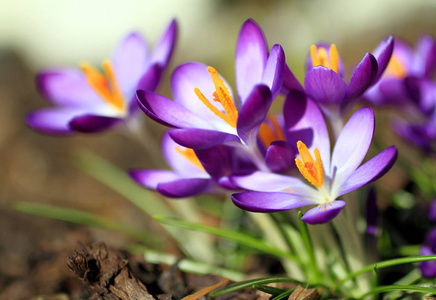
[295, 141, 324, 187]
[258, 115, 286, 148]
[310, 44, 340, 75]
[194, 66, 238, 128]
[175, 147, 205, 171]
[385, 54, 407, 78]
[80, 60, 125, 111]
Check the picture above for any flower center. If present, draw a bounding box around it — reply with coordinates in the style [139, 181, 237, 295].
[175, 147, 205, 171]
[310, 44, 339, 74]
[258, 115, 286, 148]
[385, 54, 407, 78]
[194, 66, 238, 128]
[80, 60, 126, 112]
[295, 141, 324, 187]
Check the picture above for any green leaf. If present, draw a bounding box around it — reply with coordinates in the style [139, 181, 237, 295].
[14, 201, 162, 246]
[155, 217, 297, 260]
[251, 284, 287, 296]
[358, 285, 436, 299]
[297, 211, 321, 283]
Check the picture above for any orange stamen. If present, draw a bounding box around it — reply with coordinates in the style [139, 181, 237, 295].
[295, 141, 324, 187]
[385, 54, 407, 78]
[175, 147, 205, 171]
[194, 66, 238, 128]
[310, 44, 340, 74]
[80, 60, 125, 111]
[258, 115, 286, 148]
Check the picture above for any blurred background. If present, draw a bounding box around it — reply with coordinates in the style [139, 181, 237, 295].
[1, 0, 436, 298]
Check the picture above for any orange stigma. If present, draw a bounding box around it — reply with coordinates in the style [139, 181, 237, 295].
[175, 147, 205, 171]
[385, 54, 407, 78]
[310, 44, 339, 74]
[80, 60, 125, 111]
[194, 66, 238, 128]
[258, 115, 286, 148]
[295, 141, 324, 188]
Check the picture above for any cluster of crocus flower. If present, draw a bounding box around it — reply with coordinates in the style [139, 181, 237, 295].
[28, 18, 399, 225]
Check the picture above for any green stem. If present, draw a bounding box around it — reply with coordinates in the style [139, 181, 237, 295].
[297, 211, 321, 283]
[358, 285, 436, 299]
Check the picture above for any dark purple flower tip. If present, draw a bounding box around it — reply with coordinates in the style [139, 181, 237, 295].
[26, 109, 75, 135]
[151, 19, 178, 68]
[69, 114, 121, 133]
[157, 178, 212, 198]
[416, 35, 436, 78]
[136, 63, 164, 93]
[365, 187, 379, 236]
[304, 66, 347, 104]
[282, 64, 304, 94]
[194, 145, 235, 180]
[429, 199, 436, 223]
[169, 128, 240, 150]
[237, 84, 272, 143]
[373, 35, 394, 82]
[419, 258, 436, 278]
[265, 141, 295, 173]
[283, 90, 307, 129]
[345, 52, 378, 100]
[300, 200, 346, 224]
[262, 44, 286, 99]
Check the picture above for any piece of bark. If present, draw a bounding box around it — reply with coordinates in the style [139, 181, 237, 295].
[288, 285, 320, 300]
[67, 241, 154, 300]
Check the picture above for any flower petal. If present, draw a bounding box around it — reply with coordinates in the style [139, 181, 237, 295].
[26, 108, 80, 135]
[261, 44, 285, 99]
[282, 64, 304, 93]
[301, 200, 346, 224]
[372, 35, 394, 81]
[136, 90, 212, 129]
[345, 53, 378, 99]
[237, 84, 272, 144]
[413, 35, 436, 78]
[129, 63, 164, 113]
[231, 191, 313, 212]
[157, 178, 212, 198]
[337, 146, 397, 196]
[129, 169, 179, 189]
[36, 70, 102, 106]
[113, 32, 149, 94]
[265, 141, 295, 173]
[330, 107, 375, 191]
[304, 67, 347, 104]
[150, 19, 178, 67]
[194, 145, 236, 180]
[235, 19, 268, 102]
[169, 128, 240, 150]
[69, 114, 122, 133]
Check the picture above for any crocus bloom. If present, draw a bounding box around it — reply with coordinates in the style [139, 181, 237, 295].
[129, 132, 223, 198]
[27, 20, 177, 134]
[136, 19, 285, 171]
[231, 95, 397, 224]
[302, 37, 393, 119]
[364, 35, 436, 107]
[419, 228, 436, 278]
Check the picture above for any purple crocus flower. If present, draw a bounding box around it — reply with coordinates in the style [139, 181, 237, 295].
[364, 35, 436, 107]
[129, 132, 226, 198]
[27, 20, 177, 134]
[420, 228, 436, 278]
[231, 96, 397, 224]
[136, 19, 285, 161]
[302, 37, 393, 119]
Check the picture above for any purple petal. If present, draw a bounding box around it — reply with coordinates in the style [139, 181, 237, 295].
[301, 200, 346, 224]
[414, 35, 436, 78]
[169, 128, 240, 150]
[26, 108, 80, 135]
[429, 199, 436, 223]
[194, 145, 235, 180]
[69, 114, 122, 133]
[304, 67, 347, 104]
[136, 63, 164, 93]
[372, 35, 394, 81]
[237, 84, 272, 144]
[113, 32, 149, 94]
[235, 19, 268, 102]
[231, 191, 313, 213]
[261, 44, 285, 99]
[36, 70, 102, 106]
[129, 169, 179, 189]
[282, 64, 304, 93]
[171, 62, 235, 123]
[284, 93, 331, 173]
[345, 53, 378, 99]
[337, 146, 397, 196]
[136, 90, 212, 129]
[365, 188, 379, 237]
[157, 178, 212, 198]
[331, 107, 375, 188]
[150, 19, 178, 67]
[265, 141, 295, 173]
[161, 132, 209, 177]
